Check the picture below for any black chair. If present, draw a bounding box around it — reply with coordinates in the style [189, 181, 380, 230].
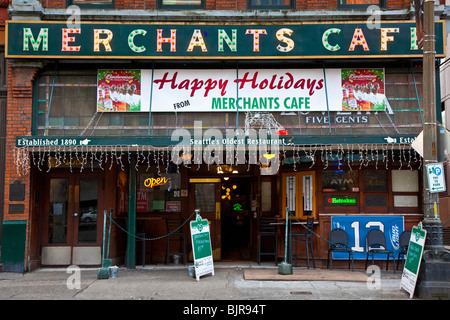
[257, 216, 278, 265]
[396, 230, 411, 270]
[327, 228, 354, 271]
[365, 229, 396, 273]
[165, 218, 186, 265]
[291, 217, 315, 269]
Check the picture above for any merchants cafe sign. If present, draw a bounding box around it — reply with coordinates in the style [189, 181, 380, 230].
[5, 20, 446, 60]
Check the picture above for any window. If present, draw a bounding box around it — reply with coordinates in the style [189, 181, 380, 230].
[322, 170, 359, 212]
[158, 0, 204, 9]
[136, 168, 181, 213]
[68, 0, 114, 8]
[282, 172, 316, 219]
[261, 181, 272, 212]
[338, 0, 384, 9]
[322, 170, 359, 192]
[248, 0, 293, 9]
[392, 170, 419, 210]
[363, 170, 388, 211]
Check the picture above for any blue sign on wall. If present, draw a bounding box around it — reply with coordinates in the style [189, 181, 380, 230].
[330, 216, 404, 260]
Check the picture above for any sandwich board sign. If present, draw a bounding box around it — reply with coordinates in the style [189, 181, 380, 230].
[190, 210, 214, 281]
[400, 222, 427, 298]
[426, 163, 446, 193]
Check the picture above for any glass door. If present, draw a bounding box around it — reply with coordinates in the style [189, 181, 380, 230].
[282, 171, 316, 219]
[42, 173, 103, 266]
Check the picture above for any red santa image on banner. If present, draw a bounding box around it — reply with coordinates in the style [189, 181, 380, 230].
[341, 69, 388, 112]
[97, 70, 141, 112]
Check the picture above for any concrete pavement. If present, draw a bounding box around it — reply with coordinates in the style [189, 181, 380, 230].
[0, 262, 411, 301]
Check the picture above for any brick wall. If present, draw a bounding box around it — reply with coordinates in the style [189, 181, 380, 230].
[3, 62, 37, 222]
[3, 61, 40, 268]
[39, 0, 412, 10]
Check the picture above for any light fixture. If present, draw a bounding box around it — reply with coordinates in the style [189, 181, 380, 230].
[181, 153, 192, 161]
[263, 154, 276, 160]
[232, 170, 238, 174]
[223, 177, 229, 180]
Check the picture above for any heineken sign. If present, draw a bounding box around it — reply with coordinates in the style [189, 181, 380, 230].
[6, 21, 445, 59]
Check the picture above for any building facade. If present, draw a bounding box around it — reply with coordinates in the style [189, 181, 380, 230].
[1, 0, 448, 272]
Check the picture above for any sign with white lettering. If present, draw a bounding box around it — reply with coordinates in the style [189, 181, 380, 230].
[400, 223, 427, 298]
[190, 212, 214, 281]
[331, 216, 404, 260]
[426, 163, 446, 193]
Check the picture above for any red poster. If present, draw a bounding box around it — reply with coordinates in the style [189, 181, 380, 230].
[97, 70, 141, 112]
[341, 69, 387, 112]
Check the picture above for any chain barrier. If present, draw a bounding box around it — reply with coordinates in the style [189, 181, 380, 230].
[286, 208, 345, 249]
[103, 208, 345, 250]
[103, 209, 197, 242]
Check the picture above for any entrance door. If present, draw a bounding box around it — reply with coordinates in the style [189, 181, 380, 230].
[41, 172, 103, 266]
[189, 178, 221, 260]
[282, 171, 316, 219]
[220, 178, 251, 261]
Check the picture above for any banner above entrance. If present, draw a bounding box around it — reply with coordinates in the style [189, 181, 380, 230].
[97, 68, 388, 113]
[6, 20, 445, 59]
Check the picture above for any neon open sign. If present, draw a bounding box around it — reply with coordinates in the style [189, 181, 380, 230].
[144, 177, 168, 188]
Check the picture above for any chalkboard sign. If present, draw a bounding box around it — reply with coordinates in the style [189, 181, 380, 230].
[190, 211, 214, 281]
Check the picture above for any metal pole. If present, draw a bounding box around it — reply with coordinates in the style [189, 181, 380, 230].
[416, 0, 450, 299]
[126, 156, 137, 268]
[422, 0, 439, 225]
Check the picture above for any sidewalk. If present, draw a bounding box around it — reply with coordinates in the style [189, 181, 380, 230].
[0, 262, 411, 301]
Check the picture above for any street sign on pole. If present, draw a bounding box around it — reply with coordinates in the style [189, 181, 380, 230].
[426, 162, 446, 193]
[190, 210, 214, 281]
[400, 223, 427, 298]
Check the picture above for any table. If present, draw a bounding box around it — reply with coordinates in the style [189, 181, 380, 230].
[270, 219, 318, 264]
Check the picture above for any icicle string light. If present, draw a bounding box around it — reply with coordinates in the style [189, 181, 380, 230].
[13, 144, 424, 177]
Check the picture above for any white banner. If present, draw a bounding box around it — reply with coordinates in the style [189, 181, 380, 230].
[147, 69, 342, 112]
[98, 68, 388, 113]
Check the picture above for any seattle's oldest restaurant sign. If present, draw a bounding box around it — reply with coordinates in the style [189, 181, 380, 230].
[5, 20, 445, 59]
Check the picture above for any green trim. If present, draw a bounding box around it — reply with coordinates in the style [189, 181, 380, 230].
[32, 80, 39, 136]
[126, 157, 137, 269]
[15, 134, 418, 148]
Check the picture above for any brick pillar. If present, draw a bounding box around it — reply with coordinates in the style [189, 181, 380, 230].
[1, 60, 42, 272]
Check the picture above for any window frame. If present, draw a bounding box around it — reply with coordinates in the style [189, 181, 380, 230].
[390, 169, 421, 213]
[158, 0, 205, 10]
[247, 0, 294, 10]
[282, 171, 317, 220]
[337, 0, 385, 10]
[362, 169, 388, 213]
[321, 169, 360, 214]
[67, 0, 115, 9]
